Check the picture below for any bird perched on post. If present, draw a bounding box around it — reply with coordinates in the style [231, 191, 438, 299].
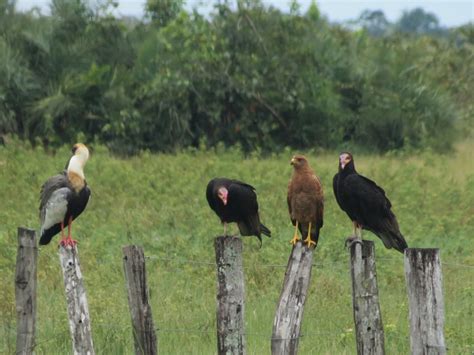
[39, 143, 91, 247]
[287, 155, 324, 248]
[206, 177, 271, 246]
[333, 152, 408, 253]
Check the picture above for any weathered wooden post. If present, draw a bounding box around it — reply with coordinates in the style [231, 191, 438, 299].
[349, 240, 385, 355]
[404, 248, 446, 355]
[15, 227, 37, 355]
[58, 245, 95, 355]
[123, 245, 157, 355]
[214, 236, 246, 355]
[271, 242, 314, 355]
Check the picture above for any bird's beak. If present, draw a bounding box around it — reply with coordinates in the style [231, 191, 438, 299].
[218, 188, 228, 206]
[290, 157, 296, 165]
[340, 157, 347, 169]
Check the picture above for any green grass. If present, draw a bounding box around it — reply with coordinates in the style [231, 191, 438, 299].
[0, 140, 473, 354]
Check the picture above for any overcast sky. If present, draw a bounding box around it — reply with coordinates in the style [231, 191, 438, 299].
[16, 0, 474, 27]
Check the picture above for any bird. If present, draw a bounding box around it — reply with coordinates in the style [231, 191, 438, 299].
[287, 155, 324, 248]
[333, 152, 408, 253]
[39, 143, 91, 246]
[206, 177, 271, 246]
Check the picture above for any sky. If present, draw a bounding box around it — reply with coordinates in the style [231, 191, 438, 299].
[15, 0, 474, 27]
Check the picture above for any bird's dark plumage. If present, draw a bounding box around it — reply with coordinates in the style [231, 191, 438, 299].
[333, 152, 408, 253]
[206, 178, 271, 245]
[39, 143, 90, 246]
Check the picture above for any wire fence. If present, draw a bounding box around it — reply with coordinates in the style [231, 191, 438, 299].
[145, 254, 474, 269]
[35, 242, 474, 270]
[10, 245, 473, 354]
[12, 321, 474, 354]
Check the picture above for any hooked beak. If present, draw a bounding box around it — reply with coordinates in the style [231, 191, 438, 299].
[290, 157, 296, 165]
[217, 188, 228, 206]
[340, 158, 345, 169]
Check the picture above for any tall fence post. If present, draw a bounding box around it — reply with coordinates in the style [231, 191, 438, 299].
[15, 227, 38, 355]
[58, 245, 95, 355]
[214, 236, 246, 355]
[404, 248, 446, 355]
[349, 240, 385, 355]
[271, 242, 314, 355]
[122, 245, 157, 355]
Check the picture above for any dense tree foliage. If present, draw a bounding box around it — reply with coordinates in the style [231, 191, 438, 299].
[0, 0, 472, 154]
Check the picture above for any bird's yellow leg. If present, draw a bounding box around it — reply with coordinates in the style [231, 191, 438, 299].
[290, 221, 300, 245]
[304, 222, 316, 248]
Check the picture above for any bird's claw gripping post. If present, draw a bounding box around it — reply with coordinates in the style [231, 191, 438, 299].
[303, 222, 316, 248]
[59, 236, 78, 248]
[290, 235, 301, 245]
[290, 221, 300, 245]
[345, 235, 363, 250]
[304, 236, 316, 248]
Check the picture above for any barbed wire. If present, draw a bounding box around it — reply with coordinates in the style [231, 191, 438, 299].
[36, 244, 474, 270]
[12, 242, 472, 354]
[10, 320, 473, 353]
[15, 329, 70, 354]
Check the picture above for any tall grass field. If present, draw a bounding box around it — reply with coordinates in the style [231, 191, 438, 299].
[0, 141, 473, 354]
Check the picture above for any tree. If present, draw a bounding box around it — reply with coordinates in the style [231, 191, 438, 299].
[357, 9, 390, 37]
[396, 8, 444, 35]
[145, 0, 184, 27]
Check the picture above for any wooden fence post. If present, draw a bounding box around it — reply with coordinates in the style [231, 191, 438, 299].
[58, 245, 95, 355]
[349, 240, 385, 355]
[123, 245, 157, 355]
[271, 242, 314, 355]
[214, 236, 246, 355]
[15, 227, 37, 355]
[404, 248, 446, 355]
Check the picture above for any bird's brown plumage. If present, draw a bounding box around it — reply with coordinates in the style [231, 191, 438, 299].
[287, 155, 324, 247]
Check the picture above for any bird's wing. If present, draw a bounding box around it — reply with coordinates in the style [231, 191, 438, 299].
[39, 172, 68, 220]
[230, 179, 256, 192]
[357, 175, 391, 209]
[287, 180, 294, 224]
[344, 174, 392, 223]
[314, 175, 324, 227]
[333, 173, 342, 208]
[40, 187, 71, 234]
[228, 182, 258, 213]
[229, 183, 261, 237]
[206, 179, 217, 211]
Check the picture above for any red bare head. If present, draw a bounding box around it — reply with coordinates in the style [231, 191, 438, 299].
[217, 187, 228, 205]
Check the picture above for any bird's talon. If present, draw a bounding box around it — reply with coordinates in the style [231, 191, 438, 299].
[304, 237, 316, 248]
[345, 236, 363, 249]
[59, 237, 78, 248]
[290, 235, 301, 245]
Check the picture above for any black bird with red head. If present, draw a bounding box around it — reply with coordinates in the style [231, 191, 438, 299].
[206, 178, 271, 246]
[333, 152, 408, 253]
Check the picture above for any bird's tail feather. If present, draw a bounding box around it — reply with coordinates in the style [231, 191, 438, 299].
[378, 225, 408, 253]
[378, 218, 408, 253]
[39, 226, 58, 245]
[390, 230, 408, 253]
[260, 223, 271, 238]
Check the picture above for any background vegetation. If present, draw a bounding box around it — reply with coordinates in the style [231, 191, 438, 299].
[0, 140, 473, 354]
[1, 0, 473, 353]
[0, 0, 473, 154]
